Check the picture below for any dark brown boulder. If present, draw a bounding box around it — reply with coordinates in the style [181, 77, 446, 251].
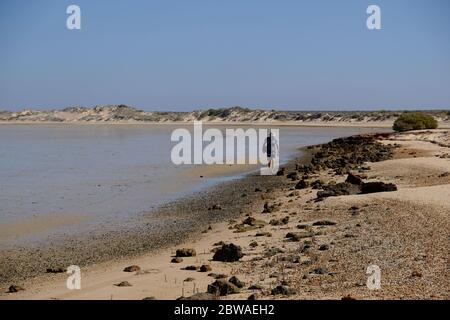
[176, 248, 196, 257]
[361, 182, 397, 194]
[345, 173, 364, 185]
[207, 279, 240, 296]
[123, 265, 141, 272]
[212, 243, 244, 262]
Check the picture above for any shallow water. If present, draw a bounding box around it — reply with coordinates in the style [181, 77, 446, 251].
[0, 123, 387, 247]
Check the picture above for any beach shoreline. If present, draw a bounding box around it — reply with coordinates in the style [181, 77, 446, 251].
[1, 129, 449, 300]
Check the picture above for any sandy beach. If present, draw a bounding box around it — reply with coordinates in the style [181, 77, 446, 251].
[1, 129, 449, 300]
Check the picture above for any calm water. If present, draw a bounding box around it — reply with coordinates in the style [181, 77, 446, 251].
[0, 124, 387, 246]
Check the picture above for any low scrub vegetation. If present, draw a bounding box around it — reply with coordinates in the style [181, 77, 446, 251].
[393, 112, 438, 132]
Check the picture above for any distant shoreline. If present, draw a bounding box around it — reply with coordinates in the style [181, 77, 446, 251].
[1, 105, 449, 127]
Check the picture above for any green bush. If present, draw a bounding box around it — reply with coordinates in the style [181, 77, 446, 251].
[393, 112, 438, 132]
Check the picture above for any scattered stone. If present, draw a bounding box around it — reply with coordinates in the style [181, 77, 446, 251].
[271, 285, 297, 296]
[310, 180, 325, 189]
[178, 293, 215, 300]
[285, 231, 313, 242]
[200, 265, 212, 272]
[209, 204, 222, 210]
[411, 270, 423, 278]
[213, 241, 226, 246]
[184, 277, 195, 282]
[123, 265, 141, 272]
[312, 220, 336, 226]
[212, 243, 244, 262]
[207, 279, 240, 296]
[296, 224, 311, 230]
[262, 202, 275, 213]
[295, 179, 309, 189]
[287, 172, 299, 180]
[318, 244, 330, 251]
[361, 182, 397, 194]
[176, 248, 196, 257]
[248, 284, 264, 290]
[249, 241, 258, 248]
[345, 173, 364, 185]
[312, 267, 328, 275]
[317, 182, 360, 198]
[229, 276, 245, 288]
[115, 281, 132, 287]
[269, 216, 289, 226]
[171, 257, 183, 263]
[46, 267, 66, 273]
[184, 265, 199, 271]
[241, 217, 266, 227]
[208, 273, 228, 279]
[255, 231, 272, 237]
[247, 293, 258, 300]
[8, 285, 25, 293]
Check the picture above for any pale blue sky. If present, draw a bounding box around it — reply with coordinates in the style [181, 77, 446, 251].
[1, 0, 449, 111]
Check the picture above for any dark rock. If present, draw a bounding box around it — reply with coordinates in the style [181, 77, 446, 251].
[312, 267, 329, 275]
[142, 296, 157, 300]
[123, 265, 141, 272]
[212, 243, 244, 262]
[247, 293, 258, 300]
[8, 285, 25, 293]
[312, 220, 336, 226]
[178, 293, 215, 300]
[287, 172, 299, 180]
[46, 267, 66, 273]
[317, 182, 361, 198]
[411, 270, 423, 278]
[184, 265, 199, 271]
[171, 257, 183, 263]
[311, 180, 325, 189]
[207, 279, 240, 296]
[271, 285, 297, 296]
[262, 202, 275, 213]
[285, 231, 313, 242]
[209, 204, 222, 210]
[115, 281, 132, 287]
[269, 216, 289, 226]
[248, 284, 264, 290]
[242, 217, 266, 227]
[249, 241, 258, 248]
[213, 241, 226, 246]
[318, 244, 330, 251]
[176, 248, 196, 257]
[345, 173, 364, 185]
[360, 182, 397, 194]
[229, 276, 245, 288]
[255, 231, 272, 237]
[200, 265, 212, 272]
[295, 179, 309, 189]
[208, 273, 228, 279]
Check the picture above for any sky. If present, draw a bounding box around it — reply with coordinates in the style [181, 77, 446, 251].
[1, 0, 449, 111]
